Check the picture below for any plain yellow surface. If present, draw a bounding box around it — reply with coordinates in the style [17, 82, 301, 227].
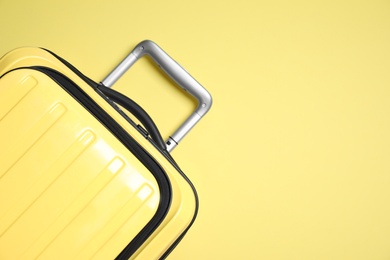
[1, 0, 390, 259]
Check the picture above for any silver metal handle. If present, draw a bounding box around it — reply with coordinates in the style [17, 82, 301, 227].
[101, 40, 212, 152]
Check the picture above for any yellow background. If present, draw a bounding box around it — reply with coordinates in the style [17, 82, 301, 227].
[1, 0, 390, 259]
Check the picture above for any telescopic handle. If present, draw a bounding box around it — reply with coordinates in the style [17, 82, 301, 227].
[102, 40, 212, 152]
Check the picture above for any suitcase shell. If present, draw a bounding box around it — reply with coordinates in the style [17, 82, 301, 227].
[0, 43, 211, 259]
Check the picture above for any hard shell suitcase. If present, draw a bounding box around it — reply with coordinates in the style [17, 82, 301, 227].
[0, 40, 212, 259]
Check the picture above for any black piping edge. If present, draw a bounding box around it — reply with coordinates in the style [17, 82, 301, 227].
[6, 66, 172, 259]
[96, 85, 167, 151]
[37, 49, 201, 259]
[40, 48, 98, 87]
[35, 48, 166, 154]
[159, 152, 199, 260]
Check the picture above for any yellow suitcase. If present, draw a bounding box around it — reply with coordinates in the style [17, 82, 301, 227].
[0, 40, 212, 259]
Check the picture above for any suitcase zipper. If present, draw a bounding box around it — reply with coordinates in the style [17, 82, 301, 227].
[41, 48, 168, 152]
[11, 66, 172, 259]
[31, 49, 200, 259]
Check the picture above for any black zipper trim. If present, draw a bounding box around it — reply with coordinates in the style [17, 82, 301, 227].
[18, 66, 172, 259]
[41, 48, 98, 88]
[39, 49, 160, 144]
[94, 87, 200, 259]
[159, 152, 199, 259]
[37, 49, 200, 259]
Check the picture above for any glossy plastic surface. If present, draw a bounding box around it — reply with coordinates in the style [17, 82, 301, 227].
[0, 48, 198, 259]
[0, 69, 159, 259]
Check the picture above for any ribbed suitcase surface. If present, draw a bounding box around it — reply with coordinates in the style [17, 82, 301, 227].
[0, 42, 211, 259]
[0, 69, 161, 259]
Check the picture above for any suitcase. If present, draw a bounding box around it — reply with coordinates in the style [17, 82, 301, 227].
[0, 40, 212, 259]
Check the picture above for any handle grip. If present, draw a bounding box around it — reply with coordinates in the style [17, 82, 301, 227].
[101, 40, 212, 152]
